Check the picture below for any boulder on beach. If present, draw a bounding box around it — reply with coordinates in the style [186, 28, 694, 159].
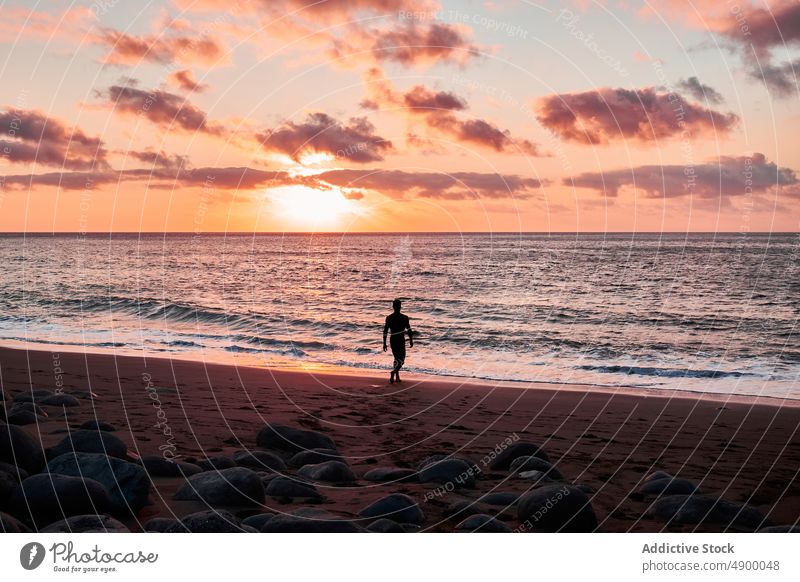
[367, 518, 406, 533]
[359, 493, 425, 525]
[0, 472, 19, 512]
[12, 474, 112, 526]
[141, 455, 202, 478]
[46, 452, 150, 514]
[363, 467, 416, 482]
[265, 476, 322, 500]
[645, 494, 765, 530]
[444, 500, 482, 520]
[289, 448, 343, 467]
[759, 525, 800, 533]
[0, 511, 30, 532]
[419, 458, 476, 488]
[79, 420, 116, 432]
[233, 449, 287, 471]
[41, 514, 130, 533]
[297, 460, 355, 484]
[197, 456, 236, 471]
[638, 477, 698, 496]
[242, 513, 275, 529]
[490, 442, 550, 470]
[144, 517, 187, 533]
[40, 394, 81, 407]
[49, 430, 129, 460]
[174, 466, 265, 506]
[479, 492, 521, 507]
[12, 389, 53, 404]
[0, 421, 46, 473]
[456, 514, 513, 533]
[256, 423, 336, 453]
[517, 484, 598, 532]
[261, 513, 362, 533]
[181, 510, 247, 533]
[9, 401, 47, 417]
[517, 469, 553, 484]
[0, 461, 28, 481]
[644, 470, 674, 482]
[5, 409, 39, 426]
[510, 456, 563, 479]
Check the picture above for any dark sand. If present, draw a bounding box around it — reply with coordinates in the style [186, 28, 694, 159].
[1, 346, 799, 532]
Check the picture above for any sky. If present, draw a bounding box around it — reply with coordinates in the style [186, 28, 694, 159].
[0, 0, 798, 232]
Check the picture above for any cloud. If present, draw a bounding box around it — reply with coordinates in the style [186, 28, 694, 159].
[168, 70, 208, 93]
[0, 109, 108, 170]
[310, 168, 545, 199]
[362, 68, 543, 155]
[257, 112, 393, 163]
[535, 87, 739, 144]
[566, 153, 797, 198]
[94, 28, 227, 66]
[101, 85, 224, 135]
[125, 149, 188, 169]
[677, 76, 725, 104]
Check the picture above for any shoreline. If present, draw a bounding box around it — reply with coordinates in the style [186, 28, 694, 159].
[3, 341, 797, 409]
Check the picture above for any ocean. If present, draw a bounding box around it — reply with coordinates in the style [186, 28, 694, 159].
[1, 232, 798, 400]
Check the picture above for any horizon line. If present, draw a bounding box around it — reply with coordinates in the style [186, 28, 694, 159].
[0, 231, 798, 236]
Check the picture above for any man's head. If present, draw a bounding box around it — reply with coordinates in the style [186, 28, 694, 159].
[392, 299, 401, 312]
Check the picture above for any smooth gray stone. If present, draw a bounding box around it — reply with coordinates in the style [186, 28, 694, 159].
[359, 494, 425, 525]
[144, 517, 188, 533]
[419, 458, 475, 488]
[289, 448, 343, 467]
[490, 442, 550, 470]
[174, 467, 265, 506]
[0, 462, 28, 480]
[9, 401, 47, 416]
[12, 389, 53, 403]
[0, 472, 19, 512]
[12, 474, 111, 525]
[41, 514, 130, 533]
[265, 476, 321, 499]
[242, 513, 275, 529]
[456, 514, 513, 532]
[759, 525, 800, 533]
[197, 456, 236, 471]
[49, 430, 129, 459]
[445, 500, 482, 519]
[79, 420, 116, 432]
[363, 467, 416, 482]
[6, 410, 39, 426]
[181, 510, 247, 533]
[141, 456, 202, 477]
[46, 452, 150, 514]
[510, 456, 563, 479]
[297, 460, 355, 483]
[479, 492, 521, 506]
[40, 394, 81, 407]
[261, 514, 362, 533]
[233, 449, 287, 471]
[0, 511, 30, 532]
[517, 470, 553, 484]
[646, 494, 765, 530]
[645, 471, 673, 482]
[256, 423, 337, 453]
[367, 518, 406, 532]
[517, 484, 598, 532]
[639, 477, 698, 496]
[0, 422, 45, 473]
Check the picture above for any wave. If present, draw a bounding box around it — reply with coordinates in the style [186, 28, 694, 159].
[577, 364, 753, 379]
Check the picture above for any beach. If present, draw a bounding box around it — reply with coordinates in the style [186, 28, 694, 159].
[2, 345, 798, 533]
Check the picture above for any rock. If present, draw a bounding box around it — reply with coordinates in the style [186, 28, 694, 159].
[261, 514, 362, 533]
[0, 421, 46, 473]
[40, 394, 81, 407]
[297, 460, 355, 484]
[510, 456, 563, 479]
[242, 513, 275, 529]
[419, 458, 476, 488]
[197, 456, 236, 471]
[181, 510, 247, 533]
[645, 494, 765, 530]
[367, 518, 406, 532]
[517, 470, 553, 484]
[444, 500, 482, 519]
[0, 511, 30, 532]
[479, 492, 520, 507]
[144, 518, 187, 533]
[363, 467, 416, 482]
[256, 423, 336, 453]
[490, 442, 549, 470]
[645, 471, 674, 482]
[79, 420, 116, 432]
[0, 462, 28, 480]
[265, 477, 322, 499]
[12, 389, 53, 403]
[141, 456, 202, 477]
[6, 409, 39, 425]
[174, 467, 265, 506]
[517, 484, 597, 532]
[359, 494, 425, 525]
[41, 514, 130, 533]
[456, 514, 513, 532]
[49, 430, 129, 459]
[0, 472, 19, 512]
[9, 401, 47, 416]
[12, 474, 111, 526]
[639, 478, 698, 496]
[46, 452, 150, 514]
[289, 448, 343, 467]
[759, 525, 800, 533]
[233, 450, 287, 471]
[417, 454, 448, 471]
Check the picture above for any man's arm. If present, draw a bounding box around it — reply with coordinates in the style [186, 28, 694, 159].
[383, 317, 389, 351]
[406, 317, 413, 348]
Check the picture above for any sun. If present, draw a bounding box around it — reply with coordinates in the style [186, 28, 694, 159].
[267, 185, 362, 229]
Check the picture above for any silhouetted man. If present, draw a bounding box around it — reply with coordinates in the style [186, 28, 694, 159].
[383, 299, 413, 383]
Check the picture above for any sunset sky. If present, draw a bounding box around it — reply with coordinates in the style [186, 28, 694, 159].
[0, 0, 798, 232]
